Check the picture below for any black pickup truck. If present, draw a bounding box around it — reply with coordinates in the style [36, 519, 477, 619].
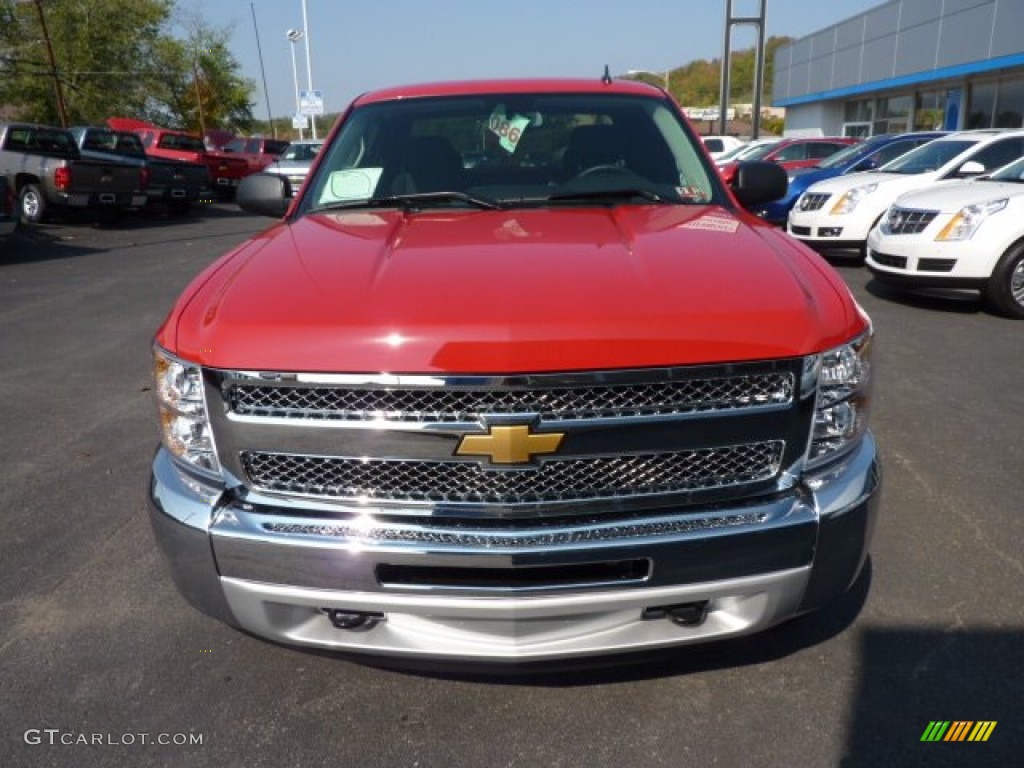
[69, 127, 209, 215]
[0, 122, 147, 224]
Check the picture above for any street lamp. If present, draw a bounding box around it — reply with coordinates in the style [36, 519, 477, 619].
[286, 29, 304, 140]
[301, 0, 317, 140]
[626, 69, 670, 92]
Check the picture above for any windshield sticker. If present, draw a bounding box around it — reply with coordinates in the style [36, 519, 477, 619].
[676, 185, 710, 203]
[680, 213, 739, 234]
[318, 168, 383, 204]
[488, 107, 531, 154]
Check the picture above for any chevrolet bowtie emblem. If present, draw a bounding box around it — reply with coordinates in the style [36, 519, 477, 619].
[455, 425, 565, 465]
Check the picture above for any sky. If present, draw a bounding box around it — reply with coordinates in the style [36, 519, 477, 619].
[177, 0, 887, 123]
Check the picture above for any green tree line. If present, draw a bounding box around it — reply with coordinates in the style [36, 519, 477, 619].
[629, 36, 793, 107]
[0, 0, 254, 133]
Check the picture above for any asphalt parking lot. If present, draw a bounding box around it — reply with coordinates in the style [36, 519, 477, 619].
[1, 204, 1021, 768]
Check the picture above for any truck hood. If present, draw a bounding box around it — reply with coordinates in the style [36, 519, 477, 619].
[892, 178, 1024, 212]
[803, 171, 933, 196]
[165, 205, 862, 373]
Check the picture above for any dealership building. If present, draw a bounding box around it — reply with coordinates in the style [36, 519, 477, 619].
[773, 0, 1024, 137]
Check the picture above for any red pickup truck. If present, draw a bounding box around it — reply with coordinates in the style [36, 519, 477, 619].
[107, 118, 248, 198]
[220, 136, 289, 174]
[150, 78, 880, 662]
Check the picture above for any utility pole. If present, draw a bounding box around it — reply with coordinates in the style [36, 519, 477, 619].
[251, 2, 277, 138]
[192, 56, 207, 138]
[30, 0, 69, 127]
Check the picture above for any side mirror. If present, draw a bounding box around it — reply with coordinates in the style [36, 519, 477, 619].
[957, 160, 985, 177]
[236, 173, 291, 217]
[732, 161, 788, 207]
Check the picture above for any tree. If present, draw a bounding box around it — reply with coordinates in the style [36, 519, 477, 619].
[0, 0, 254, 132]
[143, 25, 255, 134]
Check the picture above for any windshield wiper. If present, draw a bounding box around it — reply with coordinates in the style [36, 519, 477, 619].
[540, 188, 674, 204]
[315, 191, 503, 212]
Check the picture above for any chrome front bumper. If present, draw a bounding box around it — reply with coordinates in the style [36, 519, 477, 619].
[149, 434, 880, 661]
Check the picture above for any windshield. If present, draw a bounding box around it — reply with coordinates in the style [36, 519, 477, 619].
[714, 143, 749, 163]
[879, 139, 975, 174]
[816, 141, 875, 169]
[737, 142, 783, 162]
[301, 92, 720, 212]
[282, 142, 322, 162]
[157, 133, 206, 153]
[989, 156, 1024, 181]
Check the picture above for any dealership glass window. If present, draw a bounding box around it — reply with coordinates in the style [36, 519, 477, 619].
[872, 95, 911, 135]
[967, 81, 997, 129]
[994, 77, 1024, 128]
[844, 99, 875, 124]
[914, 90, 947, 131]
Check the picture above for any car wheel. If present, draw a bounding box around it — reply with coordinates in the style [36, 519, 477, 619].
[983, 243, 1024, 319]
[19, 183, 46, 224]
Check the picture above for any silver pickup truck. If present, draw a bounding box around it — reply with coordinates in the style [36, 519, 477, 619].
[0, 122, 147, 224]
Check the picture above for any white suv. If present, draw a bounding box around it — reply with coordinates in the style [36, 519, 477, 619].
[866, 155, 1024, 318]
[787, 130, 1024, 254]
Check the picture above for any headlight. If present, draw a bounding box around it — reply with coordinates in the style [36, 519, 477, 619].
[154, 347, 221, 476]
[804, 331, 872, 470]
[829, 183, 879, 215]
[935, 198, 1008, 241]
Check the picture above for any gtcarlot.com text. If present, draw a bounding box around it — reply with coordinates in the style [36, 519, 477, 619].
[24, 729, 204, 746]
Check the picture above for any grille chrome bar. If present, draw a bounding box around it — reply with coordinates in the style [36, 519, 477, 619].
[225, 369, 794, 423]
[263, 511, 769, 548]
[241, 441, 784, 506]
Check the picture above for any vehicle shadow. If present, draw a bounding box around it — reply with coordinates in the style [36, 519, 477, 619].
[0, 225, 105, 265]
[839, 627, 1020, 768]
[865, 278, 985, 316]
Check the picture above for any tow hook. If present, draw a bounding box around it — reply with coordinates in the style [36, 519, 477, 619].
[322, 609, 385, 631]
[642, 600, 710, 627]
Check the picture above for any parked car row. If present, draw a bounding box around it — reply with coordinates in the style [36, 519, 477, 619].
[0, 122, 147, 227]
[0, 119, 310, 233]
[783, 128, 1024, 318]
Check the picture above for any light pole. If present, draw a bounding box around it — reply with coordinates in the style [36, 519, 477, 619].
[301, 0, 316, 139]
[286, 29, 304, 140]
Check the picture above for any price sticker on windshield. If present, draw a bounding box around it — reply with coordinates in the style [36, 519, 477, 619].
[488, 107, 531, 154]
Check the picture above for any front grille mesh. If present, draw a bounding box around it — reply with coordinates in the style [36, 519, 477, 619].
[228, 373, 793, 422]
[798, 193, 830, 212]
[242, 441, 784, 505]
[885, 208, 938, 235]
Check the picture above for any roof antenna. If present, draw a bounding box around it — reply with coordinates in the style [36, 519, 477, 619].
[602, 65, 612, 85]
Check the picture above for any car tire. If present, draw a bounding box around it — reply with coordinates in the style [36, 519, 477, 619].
[984, 242, 1024, 319]
[19, 183, 46, 225]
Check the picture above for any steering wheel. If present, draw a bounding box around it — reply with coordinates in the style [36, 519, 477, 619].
[574, 164, 635, 179]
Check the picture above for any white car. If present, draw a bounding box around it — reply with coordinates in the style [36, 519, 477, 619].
[865, 156, 1024, 318]
[702, 135, 745, 159]
[787, 130, 1024, 254]
[714, 137, 782, 166]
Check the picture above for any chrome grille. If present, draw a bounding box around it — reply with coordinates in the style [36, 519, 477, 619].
[798, 193, 830, 212]
[883, 207, 938, 235]
[241, 441, 784, 505]
[228, 373, 794, 422]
